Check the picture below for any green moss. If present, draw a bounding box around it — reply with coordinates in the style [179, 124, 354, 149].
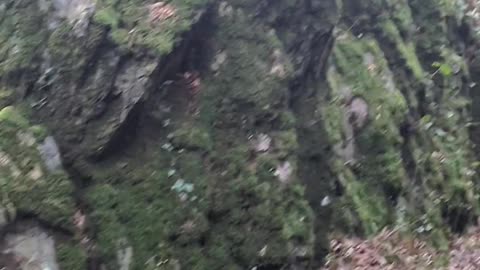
[93, 0, 212, 54]
[272, 130, 299, 158]
[88, 157, 313, 269]
[170, 123, 213, 152]
[0, 106, 76, 229]
[275, 111, 297, 130]
[346, 180, 390, 235]
[380, 20, 425, 79]
[386, 0, 414, 36]
[326, 34, 411, 234]
[56, 243, 88, 270]
[201, 8, 291, 117]
[281, 185, 314, 241]
[0, 106, 29, 128]
[333, 34, 408, 128]
[29, 125, 49, 141]
[94, 7, 121, 28]
[328, 8, 479, 242]
[85, 159, 210, 269]
[86, 184, 126, 265]
[80, 4, 317, 267]
[322, 93, 345, 146]
[0, 88, 13, 109]
[408, 0, 448, 57]
[0, 1, 49, 76]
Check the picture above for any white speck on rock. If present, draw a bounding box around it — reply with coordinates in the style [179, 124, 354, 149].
[167, 169, 176, 178]
[17, 131, 36, 147]
[270, 49, 288, 78]
[211, 51, 228, 72]
[259, 245, 268, 257]
[252, 133, 272, 152]
[218, 1, 233, 17]
[321, 196, 331, 206]
[28, 164, 44, 181]
[274, 161, 293, 184]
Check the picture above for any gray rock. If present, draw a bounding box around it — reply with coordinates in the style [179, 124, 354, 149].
[51, 0, 95, 35]
[3, 227, 59, 270]
[52, 0, 93, 20]
[348, 97, 369, 130]
[38, 136, 63, 172]
[117, 238, 133, 270]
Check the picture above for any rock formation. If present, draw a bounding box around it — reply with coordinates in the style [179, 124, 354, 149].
[1, 0, 480, 269]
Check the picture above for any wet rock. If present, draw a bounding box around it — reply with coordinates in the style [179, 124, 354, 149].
[38, 136, 63, 172]
[116, 238, 133, 270]
[2, 227, 59, 270]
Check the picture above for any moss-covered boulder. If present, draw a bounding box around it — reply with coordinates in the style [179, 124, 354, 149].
[0, 106, 76, 230]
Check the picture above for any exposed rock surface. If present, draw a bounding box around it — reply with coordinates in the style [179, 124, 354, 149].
[38, 136, 63, 172]
[2, 226, 59, 270]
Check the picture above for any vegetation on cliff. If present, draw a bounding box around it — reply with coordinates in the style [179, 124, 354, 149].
[2, 0, 480, 269]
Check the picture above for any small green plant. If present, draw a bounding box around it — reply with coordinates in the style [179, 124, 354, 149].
[431, 61, 453, 77]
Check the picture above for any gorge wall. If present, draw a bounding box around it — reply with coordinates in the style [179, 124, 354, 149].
[1, 0, 480, 269]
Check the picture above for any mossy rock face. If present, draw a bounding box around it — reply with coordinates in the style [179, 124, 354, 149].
[0, 0, 49, 76]
[84, 154, 314, 269]
[0, 106, 76, 229]
[326, 33, 410, 235]
[0, 0, 211, 161]
[78, 2, 319, 268]
[56, 242, 88, 270]
[3, 0, 480, 268]
[325, 0, 479, 249]
[94, 0, 212, 54]
[169, 123, 213, 151]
